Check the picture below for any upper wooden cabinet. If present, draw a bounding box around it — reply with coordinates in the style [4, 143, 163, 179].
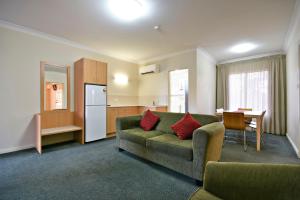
[83, 59, 97, 84]
[78, 58, 107, 85]
[96, 61, 107, 85]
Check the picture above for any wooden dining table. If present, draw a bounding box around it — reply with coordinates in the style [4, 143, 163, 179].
[215, 110, 266, 151]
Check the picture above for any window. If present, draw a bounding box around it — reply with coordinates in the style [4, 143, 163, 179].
[169, 69, 188, 113]
[228, 70, 269, 111]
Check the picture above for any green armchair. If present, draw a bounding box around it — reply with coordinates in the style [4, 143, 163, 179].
[189, 161, 300, 200]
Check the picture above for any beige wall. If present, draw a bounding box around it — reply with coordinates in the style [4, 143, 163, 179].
[105, 58, 139, 106]
[138, 49, 217, 114]
[0, 25, 217, 154]
[138, 50, 198, 112]
[0, 26, 139, 153]
[196, 49, 216, 114]
[286, 2, 300, 158]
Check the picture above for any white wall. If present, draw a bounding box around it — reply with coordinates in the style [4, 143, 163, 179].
[285, 1, 300, 158]
[138, 50, 198, 112]
[138, 49, 217, 114]
[196, 49, 217, 114]
[0, 26, 139, 154]
[0, 24, 217, 154]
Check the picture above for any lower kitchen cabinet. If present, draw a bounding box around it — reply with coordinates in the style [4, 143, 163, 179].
[107, 106, 168, 136]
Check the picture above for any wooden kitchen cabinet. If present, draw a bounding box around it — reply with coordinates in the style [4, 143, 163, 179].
[96, 61, 107, 85]
[83, 59, 97, 84]
[107, 106, 140, 135]
[81, 58, 107, 85]
[107, 106, 168, 136]
[107, 107, 118, 134]
[156, 106, 168, 112]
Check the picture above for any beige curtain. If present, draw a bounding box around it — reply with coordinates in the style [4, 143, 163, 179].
[216, 55, 287, 135]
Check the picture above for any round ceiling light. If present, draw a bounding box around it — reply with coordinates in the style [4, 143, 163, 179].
[230, 43, 257, 53]
[108, 0, 146, 21]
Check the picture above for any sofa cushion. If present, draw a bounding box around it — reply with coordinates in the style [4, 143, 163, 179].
[171, 113, 201, 140]
[120, 128, 164, 146]
[152, 112, 219, 134]
[146, 134, 193, 161]
[140, 110, 160, 131]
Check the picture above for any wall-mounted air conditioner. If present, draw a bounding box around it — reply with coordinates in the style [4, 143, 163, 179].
[139, 64, 160, 75]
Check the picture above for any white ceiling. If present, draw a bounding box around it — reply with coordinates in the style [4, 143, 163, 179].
[0, 0, 296, 63]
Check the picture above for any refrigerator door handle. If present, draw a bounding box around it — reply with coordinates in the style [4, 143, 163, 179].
[103, 88, 107, 92]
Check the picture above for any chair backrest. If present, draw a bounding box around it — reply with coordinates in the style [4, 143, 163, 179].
[238, 108, 253, 111]
[223, 112, 245, 130]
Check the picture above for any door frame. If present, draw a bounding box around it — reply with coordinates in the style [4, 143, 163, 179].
[168, 68, 189, 113]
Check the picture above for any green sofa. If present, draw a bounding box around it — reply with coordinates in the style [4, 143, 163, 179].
[189, 161, 300, 200]
[116, 111, 225, 181]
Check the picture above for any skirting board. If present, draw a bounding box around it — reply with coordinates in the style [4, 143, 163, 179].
[286, 134, 300, 158]
[0, 144, 34, 155]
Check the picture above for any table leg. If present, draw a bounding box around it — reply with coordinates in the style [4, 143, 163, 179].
[256, 116, 262, 151]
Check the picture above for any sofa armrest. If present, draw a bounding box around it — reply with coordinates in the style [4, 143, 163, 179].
[116, 115, 142, 148]
[192, 122, 225, 180]
[116, 115, 142, 131]
[189, 188, 222, 200]
[203, 162, 300, 200]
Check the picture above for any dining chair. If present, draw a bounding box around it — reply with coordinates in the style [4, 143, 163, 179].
[249, 110, 266, 145]
[238, 108, 253, 124]
[223, 112, 247, 151]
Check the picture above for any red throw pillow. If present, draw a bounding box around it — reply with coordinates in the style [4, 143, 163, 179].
[171, 113, 201, 140]
[140, 110, 160, 131]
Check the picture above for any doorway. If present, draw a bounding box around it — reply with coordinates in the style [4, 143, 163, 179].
[45, 82, 64, 110]
[169, 69, 189, 113]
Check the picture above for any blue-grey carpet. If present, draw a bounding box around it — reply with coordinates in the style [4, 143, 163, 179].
[222, 131, 300, 164]
[0, 133, 299, 200]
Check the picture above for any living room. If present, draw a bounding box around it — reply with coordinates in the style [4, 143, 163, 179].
[0, 0, 300, 200]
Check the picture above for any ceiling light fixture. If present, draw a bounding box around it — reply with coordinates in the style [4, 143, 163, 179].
[154, 25, 160, 30]
[108, 0, 146, 21]
[230, 43, 257, 53]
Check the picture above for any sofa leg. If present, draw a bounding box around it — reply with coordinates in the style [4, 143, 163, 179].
[118, 148, 124, 152]
[195, 180, 203, 186]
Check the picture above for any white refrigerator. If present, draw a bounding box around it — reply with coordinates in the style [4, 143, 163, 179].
[85, 84, 106, 142]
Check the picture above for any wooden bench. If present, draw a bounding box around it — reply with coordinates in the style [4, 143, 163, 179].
[41, 125, 82, 136]
[36, 111, 83, 154]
